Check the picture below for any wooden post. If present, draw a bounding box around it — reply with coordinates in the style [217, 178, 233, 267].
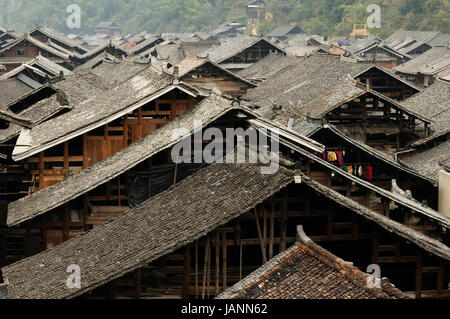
[38, 151, 44, 190]
[173, 155, 179, 186]
[63, 204, 69, 242]
[42, 215, 47, 251]
[372, 230, 379, 264]
[327, 209, 333, 240]
[222, 231, 227, 290]
[134, 269, 142, 299]
[182, 245, 191, 299]
[269, 199, 275, 259]
[280, 191, 288, 252]
[117, 176, 121, 207]
[254, 208, 267, 263]
[207, 237, 211, 299]
[82, 134, 88, 169]
[108, 281, 117, 299]
[63, 141, 69, 170]
[239, 239, 243, 281]
[215, 232, 220, 295]
[202, 238, 210, 300]
[263, 208, 267, 257]
[83, 195, 89, 232]
[195, 241, 199, 299]
[415, 252, 423, 299]
[123, 115, 129, 148]
[437, 262, 444, 293]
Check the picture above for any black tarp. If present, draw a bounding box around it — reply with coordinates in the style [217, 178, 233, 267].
[126, 163, 204, 208]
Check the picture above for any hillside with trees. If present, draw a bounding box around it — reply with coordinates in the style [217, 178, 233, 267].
[0, 0, 448, 37]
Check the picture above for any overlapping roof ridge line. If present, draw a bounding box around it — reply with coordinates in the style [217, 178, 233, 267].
[6, 94, 237, 226]
[1, 162, 296, 299]
[217, 224, 408, 299]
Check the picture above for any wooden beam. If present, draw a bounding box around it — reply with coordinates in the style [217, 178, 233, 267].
[269, 199, 275, 259]
[415, 251, 423, 299]
[182, 245, 191, 299]
[280, 191, 288, 252]
[202, 238, 210, 300]
[215, 231, 220, 295]
[134, 269, 142, 299]
[254, 208, 267, 263]
[222, 231, 227, 290]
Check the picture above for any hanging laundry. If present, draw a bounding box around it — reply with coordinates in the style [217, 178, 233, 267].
[327, 152, 337, 162]
[336, 151, 344, 166]
[366, 166, 373, 181]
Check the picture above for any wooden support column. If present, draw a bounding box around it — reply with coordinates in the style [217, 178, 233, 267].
[269, 198, 275, 259]
[263, 208, 267, 257]
[24, 221, 32, 257]
[82, 133, 88, 169]
[280, 191, 288, 252]
[63, 203, 69, 242]
[195, 241, 199, 299]
[38, 151, 44, 190]
[362, 95, 368, 144]
[372, 230, 379, 264]
[207, 237, 211, 299]
[107, 281, 117, 299]
[239, 239, 243, 281]
[254, 208, 267, 263]
[222, 231, 227, 290]
[415, 251, 423, 299]
[83, 195, 89, 232]
[437, 262, 445, 293]
[134, 269, 142, 299]
[42, 214, 47, 251]
[215, 232, 220, 295]
[202, 238, 210, 299]
[182, 245, 191, 299]
[327, 208, 333, 240]
[123, 115, 129, 148]
[63, 141, 69, 170]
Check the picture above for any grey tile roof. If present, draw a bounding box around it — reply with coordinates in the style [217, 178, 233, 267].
[386, 31, 441, 46]
[0, 34, 70, 60]
[394, 47, 450, 75]
[2, 161, 295, 299]
[125, 36, 163, 55]
[155, 44, 185, 65]
[0, 54, 72, 81]
[237, 52, 300, 81]
[91, 59, 150, 86]
[300, 79, 430, 122]
[243, 54, 372, 119]
[0, 78, 34, 107]
[267, 25, 304, 38]
[30, 25, 87, 53]
[427, 33, 450, 47]
[400, 140, 450, 182]
[0, 71, 109, 143]
[11, 66, 173, 161]
[7, 94, 238, 226]
[401, 80, 450, 137]
[200, 36, 280, 64]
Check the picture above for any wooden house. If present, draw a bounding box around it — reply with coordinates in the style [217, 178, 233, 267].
[1, 99, 450, 299]
[175, 57, 256, 96]
[200, 37, 285, 72]
[94, 22, 122, 36]
[267, 25, 305, 41]
[0, 34, 71, 74]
